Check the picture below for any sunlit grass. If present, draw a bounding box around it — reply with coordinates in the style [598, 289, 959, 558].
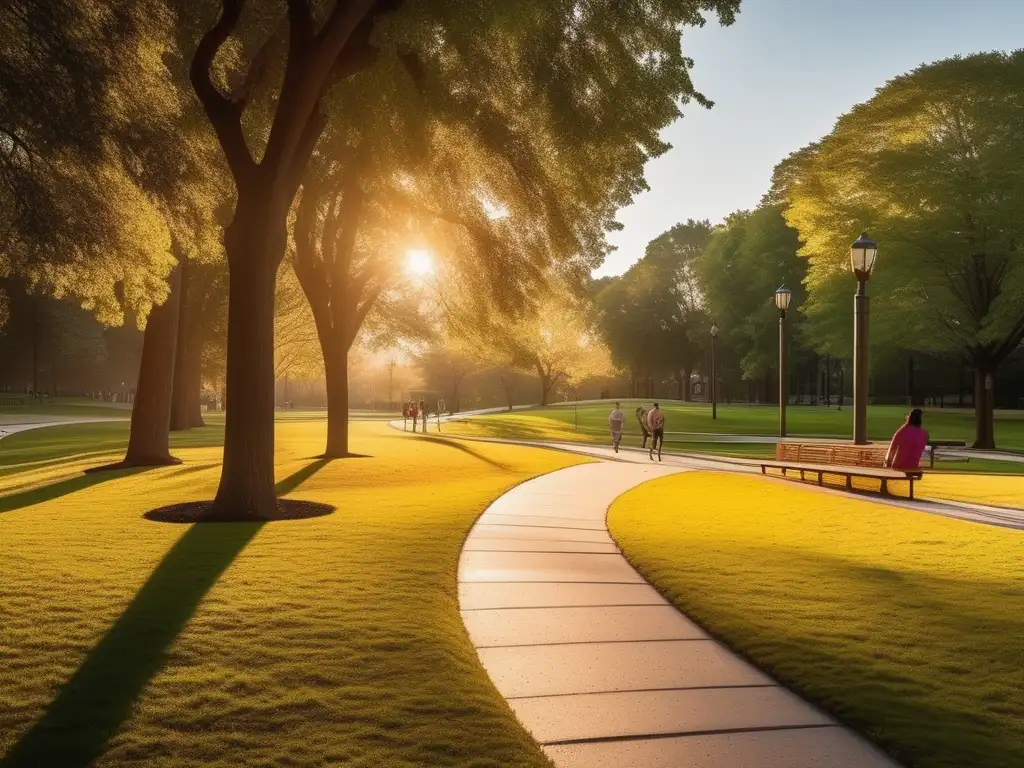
[443, 408, 1024, 470]
[917, 473, 1024, 509]
[0, 421, 583, 767]
[0, 399, 131, 422]
[608, 472, 1024, 768]
[448, 401, 1024, 449]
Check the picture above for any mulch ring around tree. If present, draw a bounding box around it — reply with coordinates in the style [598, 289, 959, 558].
[145, 499, 335, 524]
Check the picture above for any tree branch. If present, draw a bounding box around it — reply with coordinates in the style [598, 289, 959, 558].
[189, 0, 254, 181]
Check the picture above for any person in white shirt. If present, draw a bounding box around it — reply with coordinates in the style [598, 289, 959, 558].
[647, 403, 665, 461]
[608, 402, 625, 453]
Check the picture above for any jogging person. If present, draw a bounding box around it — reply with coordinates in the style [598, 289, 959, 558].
[647, 403, 665, 461]
[635, 405, 651, 448]
[608, 402, 625, 453]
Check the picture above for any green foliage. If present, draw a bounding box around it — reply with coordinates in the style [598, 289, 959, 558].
[0, 1, 192, 326]
[597, 220, 713, 389]
[783, 52, 1024, 372]
[697, 204, 805, 377]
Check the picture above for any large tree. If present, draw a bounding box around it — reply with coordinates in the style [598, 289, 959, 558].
[782, 52, 1024, 448]
[184, 0, 739, 514]
[697, 204, 805, 401]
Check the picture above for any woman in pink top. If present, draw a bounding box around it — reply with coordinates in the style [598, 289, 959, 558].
[884, 409, 929, 469]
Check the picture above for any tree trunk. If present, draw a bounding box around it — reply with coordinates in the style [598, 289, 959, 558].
[323, 344, 350, 458]
[182, 336, 206, 428]
[539, 370, 551, 406]
[170, 258, 192, 431]
[210, 213, 283, 519]
[122, 265, 183, 466]
[682, 369, 692, 402]
[973, 366, 995, 449]
[500, 376, 514, 411]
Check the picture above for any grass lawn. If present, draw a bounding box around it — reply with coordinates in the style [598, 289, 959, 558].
[0, 420, 583, 767]
[447, 401, 1024, 450]
[0, 399, 131, 422]
[443, 408, 1024, 472]
[0, 419, 226, 482]
[916, 472, 1024, 509]
[608, 472, 1024, 768]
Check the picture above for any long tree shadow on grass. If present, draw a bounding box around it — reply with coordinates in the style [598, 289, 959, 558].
[0, 465, 150, 515]
[402, 433, 512, 471]
[0, 459, 334, 768]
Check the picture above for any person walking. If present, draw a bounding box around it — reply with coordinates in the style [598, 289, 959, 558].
[648, 403, 665, 462]
[636, 405, 651, 448]
[419, 399, 428, 433]
[410, 400, 419, 433]
[884, 408, 929, 469]
[608, 402, 625, 453]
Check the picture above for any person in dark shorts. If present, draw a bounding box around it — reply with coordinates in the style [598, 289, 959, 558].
[648, 403, 665, 461]
[636, 405, 651, 448]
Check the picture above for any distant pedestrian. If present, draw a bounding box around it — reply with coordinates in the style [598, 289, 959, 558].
[419, 399, 427, 432]
[647, 403, 665, 462]
[636, 405, 651, 448]
[410, 401, 419, 432]
[884, 408, 928, 469]
[608, 402, 625, 453]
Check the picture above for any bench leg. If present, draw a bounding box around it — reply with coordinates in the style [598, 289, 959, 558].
[800, 469, 805, 481]
[880, 478, 889, 495]
[846, 474, 853, 490]
[817, 471, 823, 486]
[909, 479, 915, 501]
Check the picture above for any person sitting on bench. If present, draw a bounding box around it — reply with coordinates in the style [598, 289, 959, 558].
[884, 408, 928, 469]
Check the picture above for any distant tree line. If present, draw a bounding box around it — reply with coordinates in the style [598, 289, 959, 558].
[594, 51, 1024, 448]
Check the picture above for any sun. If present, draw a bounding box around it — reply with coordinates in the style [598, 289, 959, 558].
[405, 249, 434, 277]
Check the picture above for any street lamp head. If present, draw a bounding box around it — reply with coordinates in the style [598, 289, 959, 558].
[774, 285, 792, 313]
[710, 322, 719, 338]
[850, 232, 878, 281]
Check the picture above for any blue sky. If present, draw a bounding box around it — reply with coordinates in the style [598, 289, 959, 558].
[597, 0, 1024, 276]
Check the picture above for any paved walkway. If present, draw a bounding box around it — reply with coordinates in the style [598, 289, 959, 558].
[459, 463, 901, 768]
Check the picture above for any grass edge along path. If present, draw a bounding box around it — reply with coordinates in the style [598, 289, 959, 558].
[0, 422, 585, 768]
[607, 472, 1023, 768]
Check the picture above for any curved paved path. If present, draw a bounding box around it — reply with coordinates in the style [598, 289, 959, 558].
[459, 462, 901, 768]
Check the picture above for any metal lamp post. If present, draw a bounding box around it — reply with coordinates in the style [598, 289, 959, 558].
[710, 322, 719, 420]
[851, 233, 878, 445]
[775, 286, 792, 438]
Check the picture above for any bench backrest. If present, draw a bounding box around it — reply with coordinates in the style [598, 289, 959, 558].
[776, 442, 887, 468]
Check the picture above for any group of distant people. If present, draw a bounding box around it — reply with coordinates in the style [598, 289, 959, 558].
[402, 400, 429, 432]
[601, 401, 929, 469]
[606, 401, 665, 461]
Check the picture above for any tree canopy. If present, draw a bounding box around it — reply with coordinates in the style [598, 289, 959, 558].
[782, 51, 1024, 446]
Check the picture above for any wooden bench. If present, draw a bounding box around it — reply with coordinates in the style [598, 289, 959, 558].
[761, 442, 923, 499]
